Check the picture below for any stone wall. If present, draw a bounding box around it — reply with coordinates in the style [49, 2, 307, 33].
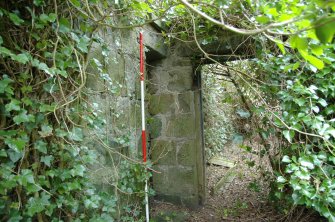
[85, 24, 207, 208]
[86, 27, 143, 189]
[148, 48, 205, 207]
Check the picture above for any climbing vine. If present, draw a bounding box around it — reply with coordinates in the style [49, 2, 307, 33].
[165, 0, 335, 220]
[1, 0, 335, 220]
[0, 0, 165, 221]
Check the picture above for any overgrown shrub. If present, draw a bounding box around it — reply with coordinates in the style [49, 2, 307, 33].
[0, 1, 154, 221]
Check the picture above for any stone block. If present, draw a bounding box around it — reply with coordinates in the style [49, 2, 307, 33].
[153, 166, 196, 195]
[166, 115, 195, 138]
[149, 93, 175, 115]
[167, 69, 193, 92]
[177, 91, 194, 113]
[106, 53, 125, 83]
[177, 140, 196, 166]
[154, 193, 199, 209]
[151, 140, 176, 165]
[171, 57, 191, 67]
[148, 67, 171, 93]
[149, 117, 162, 139]
[143, 25, 168, 61]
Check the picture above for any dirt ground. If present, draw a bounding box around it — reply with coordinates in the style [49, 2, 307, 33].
[150, 140, 324, 222]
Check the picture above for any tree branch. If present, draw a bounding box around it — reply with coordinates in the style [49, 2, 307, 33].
[180, 0, 308, 35]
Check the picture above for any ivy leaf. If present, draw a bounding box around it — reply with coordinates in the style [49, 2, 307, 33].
[299, 157, 314, 169]
[39, 103, 56, 112]
[12, 53, 30, 64]
[71, 164, 86, 177]
[0, 46, 13, 57]
[38, 124, 53, 138]
[26, 193, 51, 217]
[318, 98, 328, 107]
[39, 13, 56, 23]
[34, 140, 48, 154]
[4, 138, 26, 152]
[282, 155, 291, 163]
[294, 98, 305, 106]
[312, 106, 320, 113]
[22, 97, 33, 106]
[41, 155, 54, 167]
[55, 128, 68, 138]
[77, 35, 90, 53]
[26, 183, 41, 194]
[9, 13, 24, 26]
[68, 127, 83, 142]
[283, 130, 295, 143]
[13, 110, 35, 124]
[43, 80, 59, 93]
[19, 169, 35, 185]
[59, 18, 71, 33]
[37, 62, 52, 75]
[277, 176, 286, 183]
[21, 85, 33, 94]
[5, 99, 21, 112]
[7, 149, 23, 163]
[0, 75, 14, 94]
[326, 128, 335, 139]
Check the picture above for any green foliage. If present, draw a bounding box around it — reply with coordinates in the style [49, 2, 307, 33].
[170, 0, 335, 219]
[267, 50, 335, 220]
[254, 10, 335, 218]
[0, 0, 159, 221]
[202, 69, 234, 159]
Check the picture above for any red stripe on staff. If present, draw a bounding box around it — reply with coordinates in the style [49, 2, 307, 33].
[142, 130, 147, 163]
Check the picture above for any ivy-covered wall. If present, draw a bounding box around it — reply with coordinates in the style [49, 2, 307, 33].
[85, 22, 207, 208]
[86, 28, 143, 188]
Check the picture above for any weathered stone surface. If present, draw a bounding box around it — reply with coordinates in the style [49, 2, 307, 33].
[152, 211, 189, 222]
[144, 25, 168, 61]
[151, 140, 176, 165]
[177, 91, 194, 113]
[177, 140, 196, 166]
[153, 165, 199, 207]
[208, 156, 235, 168]
[147, 65, 173, 94]
[149, 93, 175, 115]
[145, 28, 207, 208]
[166, 115, 195, 138]
[167, 69, 193, 92]
[149, 117, 162, 139]
[193, 90, 206, 204]
[171, 57, 191, 67]
[153, 166, 196, 195]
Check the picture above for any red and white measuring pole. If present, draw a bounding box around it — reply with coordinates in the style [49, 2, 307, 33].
[139, 32, 150, 222]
